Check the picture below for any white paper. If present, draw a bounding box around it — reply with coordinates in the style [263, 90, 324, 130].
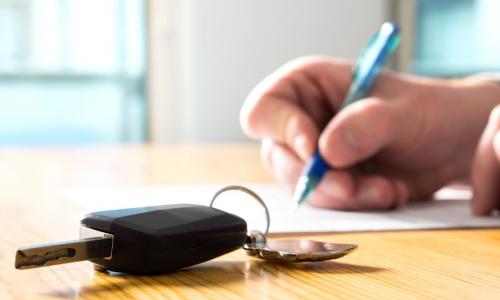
[64, 184, 500, 234]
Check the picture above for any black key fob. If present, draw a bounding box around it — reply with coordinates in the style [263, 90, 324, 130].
[81, 204, 247, 274]
[15, 186, 357, 276]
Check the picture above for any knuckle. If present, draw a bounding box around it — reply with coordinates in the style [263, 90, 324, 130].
[489, 104, 500, 124]
[240, 93, 266, 138]
[240, 103, 256, 136]
[260, 139, 275, 172]
[282, 56, 326, 71]
[493, 130, 500, 157]
[358, 100, 394, 130]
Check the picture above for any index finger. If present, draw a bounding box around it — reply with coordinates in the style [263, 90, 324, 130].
[240, 57, 352, 160]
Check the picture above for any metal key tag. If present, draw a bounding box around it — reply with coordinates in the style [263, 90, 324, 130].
[243, 230, 357, 262]
[210, 186, 358, 263]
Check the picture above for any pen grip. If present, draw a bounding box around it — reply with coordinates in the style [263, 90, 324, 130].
[304, 151, 331, 182]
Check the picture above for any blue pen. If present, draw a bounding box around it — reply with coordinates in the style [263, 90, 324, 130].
[293, 22, 400, 207]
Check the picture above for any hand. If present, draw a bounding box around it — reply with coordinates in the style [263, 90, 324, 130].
[240, 57, 500, 211]
[472, 104, 500, 215]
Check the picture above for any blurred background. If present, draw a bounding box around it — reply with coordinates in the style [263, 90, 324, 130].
[0, 0, 499, 145]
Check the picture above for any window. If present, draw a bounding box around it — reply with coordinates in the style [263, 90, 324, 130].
[414, 0, 500, 76]
[0, 0, 146, 144]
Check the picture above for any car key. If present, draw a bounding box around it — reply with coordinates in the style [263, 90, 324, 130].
[16, 186, 358, 275]
[15, 204, 247, 274]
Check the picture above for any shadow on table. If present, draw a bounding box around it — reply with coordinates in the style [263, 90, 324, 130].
[249, 260, 384, 274]
[43, 260, 385, 298]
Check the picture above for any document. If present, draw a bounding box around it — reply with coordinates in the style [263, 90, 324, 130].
[64, 184, 500, 234]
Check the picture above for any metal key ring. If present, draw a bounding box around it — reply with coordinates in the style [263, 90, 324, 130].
[209, 185, 270, 236]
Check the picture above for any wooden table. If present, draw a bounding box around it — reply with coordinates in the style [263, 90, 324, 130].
[0, 144, 499, 299]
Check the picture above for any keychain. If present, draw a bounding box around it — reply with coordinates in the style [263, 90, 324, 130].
[15, 185, 357, 274]
[210, 186, 357, 262]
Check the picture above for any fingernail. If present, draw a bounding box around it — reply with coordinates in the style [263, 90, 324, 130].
[293, 134, 312, 161]
[317, 174, 351, 200]
[394, 180, 409, 207]
[357, 186, 380, 205]
[319, 182, 343, 199]
[343, 130, 362, 153]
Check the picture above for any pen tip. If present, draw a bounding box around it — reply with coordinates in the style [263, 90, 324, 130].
[292, 176, 315, 208]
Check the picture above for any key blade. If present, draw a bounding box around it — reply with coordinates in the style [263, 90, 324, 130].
[15, 236, 112, 270]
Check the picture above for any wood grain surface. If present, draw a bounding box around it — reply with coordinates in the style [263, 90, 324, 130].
[0, 144, 499, 300]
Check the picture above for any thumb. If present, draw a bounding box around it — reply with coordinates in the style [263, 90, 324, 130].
[319, 98, 399, 168]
